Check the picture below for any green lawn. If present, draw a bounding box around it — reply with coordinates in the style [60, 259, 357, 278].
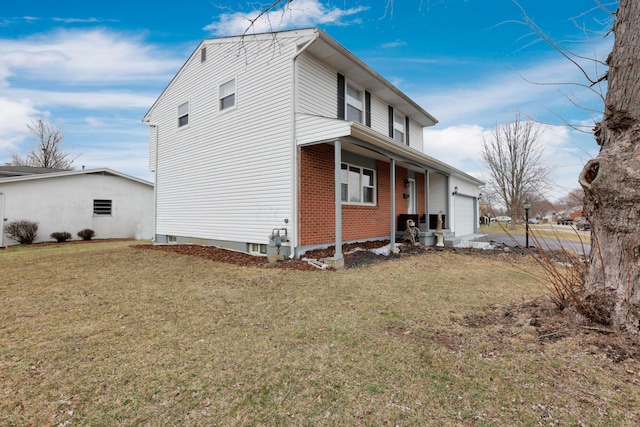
[1, 241, 635, 426]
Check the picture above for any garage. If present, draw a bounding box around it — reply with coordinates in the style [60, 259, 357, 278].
[454, 195, 476, 236]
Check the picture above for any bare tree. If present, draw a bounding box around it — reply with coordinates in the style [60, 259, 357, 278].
[481, 112, 550, 228]
[10, 119, 76, 170]
[558, 187, 584, 211]
[578, 0, 640, 333]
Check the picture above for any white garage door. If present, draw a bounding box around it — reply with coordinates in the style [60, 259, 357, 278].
[454, 195, 475, 236]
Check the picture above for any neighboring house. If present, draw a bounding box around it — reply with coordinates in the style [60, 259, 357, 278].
[0, 166, 67, 178]
[0, 168, 154, 246]
[143, 28, 483, 265]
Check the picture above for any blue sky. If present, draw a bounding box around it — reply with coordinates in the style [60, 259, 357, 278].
[0, 0, 616, 200]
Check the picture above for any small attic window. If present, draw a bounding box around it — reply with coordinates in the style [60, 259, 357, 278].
[201, 47, 206, 62]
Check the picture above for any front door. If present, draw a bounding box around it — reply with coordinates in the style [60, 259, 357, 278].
[407, 178, 417, 214]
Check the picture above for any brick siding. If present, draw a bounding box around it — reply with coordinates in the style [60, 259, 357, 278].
[298, 145, 426, 246]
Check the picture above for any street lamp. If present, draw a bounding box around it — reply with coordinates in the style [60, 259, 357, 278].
[523, 200, 531, 248]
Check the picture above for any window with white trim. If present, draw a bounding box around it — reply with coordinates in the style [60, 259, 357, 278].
[249, 243, 267, 256]
[393, 111, 405, 143]
[178, 101, 189, 127]
[93, 199, 112, 216]
[341, 163, 376, 205]
[219, 78, 236, 111]
[346, 82, 364, 123]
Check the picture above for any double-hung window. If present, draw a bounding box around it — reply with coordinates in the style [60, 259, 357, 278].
[219, 78, 236, 111]
[178, 101, 189, 127]
[393, 111, 405, 143]
[346, 83, 364, 123]
[341, 163, 376, 205]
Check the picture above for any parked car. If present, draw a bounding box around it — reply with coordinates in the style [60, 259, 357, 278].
[557, 217, 573, 225]
[527, 218, 539, 224]
[576, 219, 591, 231]
[495, 216, 511, 222]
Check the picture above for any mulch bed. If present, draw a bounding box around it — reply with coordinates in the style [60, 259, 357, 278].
[134, 240, 446, 271]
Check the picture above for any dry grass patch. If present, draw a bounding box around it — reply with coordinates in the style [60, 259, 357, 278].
[1, 241, 638, 426]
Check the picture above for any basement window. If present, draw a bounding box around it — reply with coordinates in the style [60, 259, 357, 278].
[249, 243, 267, 256]
[93, 199, 112, 216]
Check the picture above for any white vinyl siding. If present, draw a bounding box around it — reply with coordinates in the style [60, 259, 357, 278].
[428, 172, 448, 221]
[369, 97, 389, 138]
[408, 119, 423, 151]
[296, 52, 426, 150]
[148, 36, 302, 244]
[296, 53, 337, 118]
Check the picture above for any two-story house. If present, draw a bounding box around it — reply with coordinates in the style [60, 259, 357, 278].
[143, 28, 483, 266]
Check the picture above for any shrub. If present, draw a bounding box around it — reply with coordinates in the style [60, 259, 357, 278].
[50, 231, 72, 243]
[4, 220, 39, 245]
[77, 228, 96, 241]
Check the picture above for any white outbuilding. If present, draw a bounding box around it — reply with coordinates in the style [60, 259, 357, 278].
[0, 168, 154, 246]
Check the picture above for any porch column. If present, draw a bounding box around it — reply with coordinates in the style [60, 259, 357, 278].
[390, 159, 396, 251]
[327, 139, 344, 268]
[424, 171, 429, 225]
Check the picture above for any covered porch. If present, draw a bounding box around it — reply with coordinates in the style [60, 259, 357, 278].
[297, 122, 461, 266]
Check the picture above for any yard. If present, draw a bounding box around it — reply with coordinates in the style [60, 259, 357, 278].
[1, 241, 638, 426]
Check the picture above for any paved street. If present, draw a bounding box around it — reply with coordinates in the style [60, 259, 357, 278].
[472, 225, 591, 255]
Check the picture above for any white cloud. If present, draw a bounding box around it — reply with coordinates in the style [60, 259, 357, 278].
[423, 124, 488, 171]
[414, 38, 611, 128]
[424, 121, 592, 201]
[0, 97, 38, 151]
[0, 29, 183, 84]
[204, 0, 368, 36]
[8, 88, 158, 110]
[0, 28, 179, 168]
[381, 40, 407, 49]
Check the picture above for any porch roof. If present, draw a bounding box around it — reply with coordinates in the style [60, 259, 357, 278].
[295, 115, 484, 186]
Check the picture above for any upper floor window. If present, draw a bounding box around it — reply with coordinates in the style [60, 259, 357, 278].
[219, 78, 236, 111]
[346, 83, 363, 123]
[341, 163, 376, 205]
[178, 101, 189, 127]
[201, 46, 206, 62]
[393, 111, 405, 143]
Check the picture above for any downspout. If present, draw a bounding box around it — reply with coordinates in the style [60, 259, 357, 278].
[290, 32, 319, 258]
[144, 123, 159, 243]
[152, 125, 158, 242]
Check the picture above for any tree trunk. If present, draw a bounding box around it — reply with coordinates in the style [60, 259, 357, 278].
[580, 0, 640, 333]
